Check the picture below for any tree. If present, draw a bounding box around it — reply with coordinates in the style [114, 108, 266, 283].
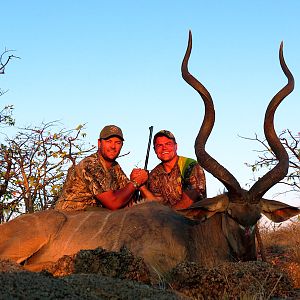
[0, 105, 14, 127]
[0, 121, 95, 222]
[0, 48, 19, 126]
[243, 129, 300, 195]
[0, 48, 20, 76]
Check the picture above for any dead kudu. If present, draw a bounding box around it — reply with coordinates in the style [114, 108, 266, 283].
[0, 32, 299, 275]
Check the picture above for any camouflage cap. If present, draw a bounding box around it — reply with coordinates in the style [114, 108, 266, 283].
[99, 125, 124, 141]
[153, 130, 176, 144]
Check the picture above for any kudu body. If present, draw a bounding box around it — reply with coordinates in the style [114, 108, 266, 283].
[0, 32, 299, 274]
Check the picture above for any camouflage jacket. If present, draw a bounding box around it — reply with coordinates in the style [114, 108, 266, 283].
[55, 152, 129, 211]
[148, 156, 206, 207]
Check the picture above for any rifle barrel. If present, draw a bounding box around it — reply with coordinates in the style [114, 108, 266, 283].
[144, 126, 153, 170]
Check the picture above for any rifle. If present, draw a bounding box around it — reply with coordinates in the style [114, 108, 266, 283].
[144, 126, 154, 170]
[135, 126, 153, 202]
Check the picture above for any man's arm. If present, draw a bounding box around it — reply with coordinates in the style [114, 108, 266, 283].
[173, 163, 206, 209]
[185, 163, 207, 201]
[96, 168, 148, 210]
[172, 192, 194, 209]
[139, 185, 162, 201]
[95, 182, 137, 210]
[140, 184, 194, 209]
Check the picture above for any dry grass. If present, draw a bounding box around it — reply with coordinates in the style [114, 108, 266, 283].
[162, 220, 300, 299]
[165, 261, 296, 299]
[259, 219, 300, 289]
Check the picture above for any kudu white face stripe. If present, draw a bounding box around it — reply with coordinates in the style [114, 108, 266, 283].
[238, 225, 256, 237]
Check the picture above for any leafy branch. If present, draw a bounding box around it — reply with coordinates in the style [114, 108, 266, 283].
[0, 121, 96, 222]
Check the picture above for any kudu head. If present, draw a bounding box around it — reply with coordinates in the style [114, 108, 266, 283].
[180, 31, 300, 261]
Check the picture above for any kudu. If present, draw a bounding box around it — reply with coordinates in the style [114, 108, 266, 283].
[0, 32, 299, 274]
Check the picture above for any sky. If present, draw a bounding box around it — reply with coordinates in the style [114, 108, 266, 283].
[1, 1, 299, 206]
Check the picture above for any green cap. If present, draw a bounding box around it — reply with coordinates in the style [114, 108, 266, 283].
[99, 125, 124, 141]
[153, 130, 176, 144]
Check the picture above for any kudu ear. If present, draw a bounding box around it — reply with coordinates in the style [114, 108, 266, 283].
[178, 194, 229, 221]
[260, 198, 300, 223]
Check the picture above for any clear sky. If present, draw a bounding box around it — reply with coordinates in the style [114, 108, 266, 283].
[1, 1, 299, 206]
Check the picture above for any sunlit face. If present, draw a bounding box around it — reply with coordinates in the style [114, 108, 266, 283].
[154, 136, 177, 162]
[98, 137, 123, 162]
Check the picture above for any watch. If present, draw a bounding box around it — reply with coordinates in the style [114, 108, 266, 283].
[130, 180, 139, 189]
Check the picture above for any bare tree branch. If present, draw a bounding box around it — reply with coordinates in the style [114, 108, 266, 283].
[241, 130, 300, 195]
[0, 47, 18, 126]
[0, 49, 20, 74]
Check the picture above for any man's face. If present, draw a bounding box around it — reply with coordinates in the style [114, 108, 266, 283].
[98, 137, 123, 162]
[154, 136, 177, 162]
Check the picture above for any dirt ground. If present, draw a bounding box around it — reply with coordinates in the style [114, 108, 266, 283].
[1, 246, 300, 299]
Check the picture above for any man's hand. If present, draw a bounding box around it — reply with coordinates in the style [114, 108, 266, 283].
[130, 168, 148, 187]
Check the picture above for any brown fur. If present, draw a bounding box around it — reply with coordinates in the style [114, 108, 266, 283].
[2, 199, 297, 274]
[0, 202, 251, 273]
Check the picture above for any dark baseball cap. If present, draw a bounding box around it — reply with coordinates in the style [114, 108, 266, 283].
[99, 125, 124, 141]
[153, 130, 176, 144]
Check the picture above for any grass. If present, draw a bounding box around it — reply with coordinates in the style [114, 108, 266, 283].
[259, 218, 300, 289]
[159, 219, 300, 299]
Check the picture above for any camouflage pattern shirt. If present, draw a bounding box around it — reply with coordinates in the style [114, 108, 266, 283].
[148, 156, 206, 207]
[55, 152, 129, 211]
